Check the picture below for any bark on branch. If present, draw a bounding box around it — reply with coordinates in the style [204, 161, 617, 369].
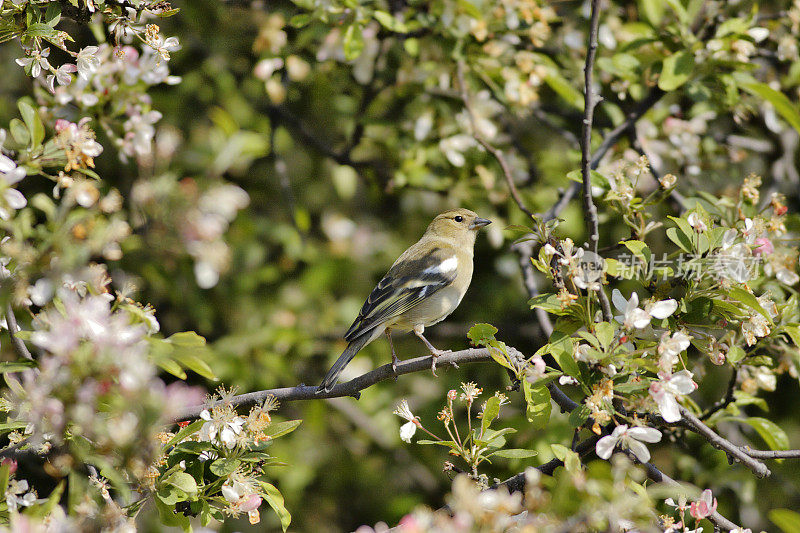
[174, 348, 492, 421]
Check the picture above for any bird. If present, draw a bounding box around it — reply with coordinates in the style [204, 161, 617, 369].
[317, 208, 491, 393]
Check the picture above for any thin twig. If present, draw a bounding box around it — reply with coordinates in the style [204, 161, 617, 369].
[173, 348, 492, 421]
[739, 447, 800, 459]
[456, 60, 534, 219]
[699, 369, 737, 421]
[679, 406, 771, 478]
[5, 303, 33, 361]
[579, 0, 613, 323]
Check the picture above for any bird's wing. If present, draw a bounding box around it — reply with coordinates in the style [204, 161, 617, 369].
[344, 245, 458, 341]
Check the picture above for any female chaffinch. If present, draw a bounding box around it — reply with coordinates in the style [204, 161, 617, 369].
[317, 208, 491, 393]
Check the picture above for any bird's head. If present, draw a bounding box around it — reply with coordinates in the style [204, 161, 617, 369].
[425, 208, 491, 245]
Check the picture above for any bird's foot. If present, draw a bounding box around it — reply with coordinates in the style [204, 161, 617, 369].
[392, 353, 400, 380]
[429, 349, 452, 376]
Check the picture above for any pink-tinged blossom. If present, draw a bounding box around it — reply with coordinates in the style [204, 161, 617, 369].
[649, 370, 697, 422]
[46, 63, 77, 92]
[525, 355, 546, 383]
[687, 212, 707, 233]
[689, 489, 717, 520]
[753, 237, 774, 256]
[595, 424, 662, 463]
[54, 118, 103, 171]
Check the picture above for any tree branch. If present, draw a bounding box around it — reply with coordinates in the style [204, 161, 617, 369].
[579, 0, 613, 323]
[173, 348, 492, 421]
[497, 432, 745, 532]
[679, 406, 771, 478]
[641, 459, 743, 532]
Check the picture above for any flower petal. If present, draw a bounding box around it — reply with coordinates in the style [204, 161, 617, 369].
[611, 289, 626, 313]
[649, 299, 678, 319]
[399, 421, 417, 443]
[627, 426, 662, 443]
[626, 439, 651, 463]
[595, 434, 618, 459]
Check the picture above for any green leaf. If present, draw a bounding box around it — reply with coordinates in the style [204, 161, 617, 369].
[156, 358, 187, 380]
[566, 169, 609, 188]
[638, 0, 665, 26]
[289, 14, 313, 27]
[782, 324, 800, 347]
[174, 440, 213, 454]
[528, 293, 561, 312]
[551, 443, 582, 472]
[615, 380, 650, 394]
[740, 81, 800, 135]
[742, 417, 789, 451]
[0, 360, 36, 373]
[481, 396, 500, 435]
[259, 480, 292, 532]
[416, 439, 458, 447]
[568, 404, 591, 427]
[164, 471, 198, 498]
[167, 331, 207, 347]
[25, 22, 58, 39]
[544, 72, 583, 110]
[663, 0, 689, 23]
[19, 99, 45, 147]
[343, 24, 364, 61]
[728, 287, 773, 324]
[549, 331, 579, 378]
[154, 7, 180, 17]
[770, 509, 800, 533]
[658, 50, 694, 91]
[264, 419, 302, 439]
[9, 118, 29, 146]
[620, 240, 651, 264]
[594, 322, 615, 351]
[0, 463, 9, 496]
[468, 323, 498, 346]
[171, 352, 216, 380]
[209, 458, 241, 477]
[726, 345, 745, 363]
[490, 448, 538, 459]
[43, 3, 61, 26]
[0, 421, 29, 434]
[523, 380, 551, 430]
[373, 10, 407, 32]
[666, 227, 691, 253]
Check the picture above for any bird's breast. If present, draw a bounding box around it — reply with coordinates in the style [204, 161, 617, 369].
[390, 260, 473, 331]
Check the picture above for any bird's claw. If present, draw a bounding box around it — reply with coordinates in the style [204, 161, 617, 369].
[430, 349, 452, 376]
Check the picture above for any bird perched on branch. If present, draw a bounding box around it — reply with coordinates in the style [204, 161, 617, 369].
[317, 208, 491, 393]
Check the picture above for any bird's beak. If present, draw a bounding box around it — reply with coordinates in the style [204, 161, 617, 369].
[469, 218, 492, 230]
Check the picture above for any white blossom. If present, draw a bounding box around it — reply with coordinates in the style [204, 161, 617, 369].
[595, 424, 661, 463]
[76, 46, 100, 79]
[612, 289, 651, 329]
[649, 370, 697, 422]
[657, 330, 691, 371]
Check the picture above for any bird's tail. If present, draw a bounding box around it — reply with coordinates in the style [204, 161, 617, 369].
[317, 332, 373, 393]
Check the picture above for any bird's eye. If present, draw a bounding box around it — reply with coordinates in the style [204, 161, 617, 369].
[454, 216, 463, 222]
